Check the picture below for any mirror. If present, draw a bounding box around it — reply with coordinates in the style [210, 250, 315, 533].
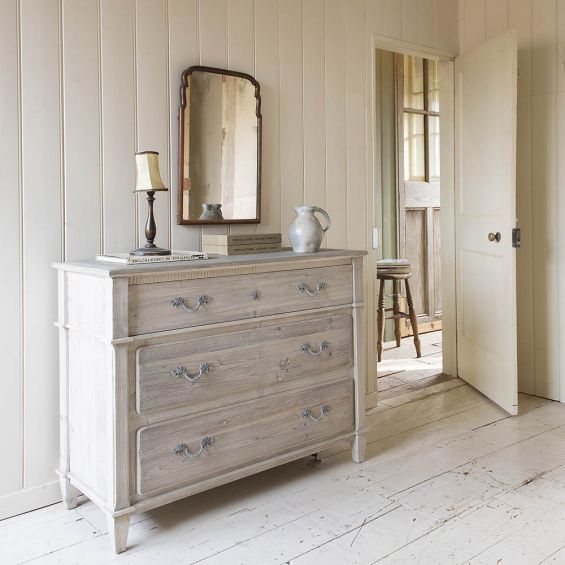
[177, 66, 262, 224]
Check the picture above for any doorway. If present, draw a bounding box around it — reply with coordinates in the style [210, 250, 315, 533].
[370, 31, 520, 415]
[375, 48, 452, 405]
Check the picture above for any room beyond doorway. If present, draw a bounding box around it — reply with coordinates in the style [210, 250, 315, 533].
[375, 47, 445, 403]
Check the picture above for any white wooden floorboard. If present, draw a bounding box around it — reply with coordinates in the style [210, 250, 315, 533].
[1, 387, 563, 565]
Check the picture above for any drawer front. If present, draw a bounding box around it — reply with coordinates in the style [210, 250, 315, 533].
[128, 264, 352, 335]
[136, 379, 353, 495]
[136, 314, 353, 414]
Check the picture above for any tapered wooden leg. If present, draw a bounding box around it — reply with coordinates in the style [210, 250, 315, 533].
[405, 279, 421, 358]
[377, 278, 386, 362]
[352, 432, 366, 463]
[392, 279, 401, 347]
[59, 476, 80, 510]
[107, 514, 130, 554]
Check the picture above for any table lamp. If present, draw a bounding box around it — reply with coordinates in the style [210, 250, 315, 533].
[130, 151, 171, 256]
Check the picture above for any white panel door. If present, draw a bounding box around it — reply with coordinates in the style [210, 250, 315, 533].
[455, 30, 518, 415]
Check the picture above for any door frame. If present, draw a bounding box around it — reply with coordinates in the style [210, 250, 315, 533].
[366, 34, 457, 409]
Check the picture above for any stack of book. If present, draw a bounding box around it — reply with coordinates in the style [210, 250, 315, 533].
[202, 233, 282, 256]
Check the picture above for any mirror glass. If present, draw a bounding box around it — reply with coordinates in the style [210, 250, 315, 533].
[178, 67, 261, 224]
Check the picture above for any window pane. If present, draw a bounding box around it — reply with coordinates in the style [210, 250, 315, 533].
[404, 113, 425, 181]
[429, 115, 440, 181]
[403, 56, 424, 110]
[428, 59, 440, 112]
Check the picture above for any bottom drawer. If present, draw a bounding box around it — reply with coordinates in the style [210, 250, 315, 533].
[136, 379, 354, 495]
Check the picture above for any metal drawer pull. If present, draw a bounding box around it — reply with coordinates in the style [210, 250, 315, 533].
[300, 340, 330, 356]
[297, 281, 327, 296]
[173, 436, 214, 458]
[170, 295, 212, 313]
[169, 362, 211, 383]
[302, 404, 330, 422]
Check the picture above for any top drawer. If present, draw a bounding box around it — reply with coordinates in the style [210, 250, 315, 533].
[129, 264, 353, 335]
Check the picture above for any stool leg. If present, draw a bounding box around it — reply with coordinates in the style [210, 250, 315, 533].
[392, 279, 401, 347]
[377, 279, 385, 362]
[405, 279, 421, 358]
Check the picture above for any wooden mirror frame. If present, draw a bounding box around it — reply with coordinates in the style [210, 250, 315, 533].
[176, 65, 262, 225]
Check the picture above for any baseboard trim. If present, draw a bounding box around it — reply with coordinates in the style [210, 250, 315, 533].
[0, 480, 61, 521]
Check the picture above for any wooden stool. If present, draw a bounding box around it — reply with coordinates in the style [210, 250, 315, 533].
[376, 259, 421, 362]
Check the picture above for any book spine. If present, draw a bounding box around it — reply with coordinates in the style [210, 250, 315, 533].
[202, 233, 282, 245]
[202, 243, 281, 255]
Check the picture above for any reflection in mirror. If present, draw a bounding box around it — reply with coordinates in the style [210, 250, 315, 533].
[177, 66, 262, 224]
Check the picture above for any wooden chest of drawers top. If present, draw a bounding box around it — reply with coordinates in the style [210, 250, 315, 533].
[55, 250, 366, 339]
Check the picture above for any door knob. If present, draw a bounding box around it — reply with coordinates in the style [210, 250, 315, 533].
[488, 232, 501, 242]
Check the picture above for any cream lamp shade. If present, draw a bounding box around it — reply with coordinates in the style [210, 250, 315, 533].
[134, 151, 168, 192]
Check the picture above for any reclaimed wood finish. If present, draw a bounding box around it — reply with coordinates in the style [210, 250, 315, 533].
[55, 250, 366, 553]
[128, 264, 353, 335]
[136, 312, 353, 414]
[137, 379, 353, 495]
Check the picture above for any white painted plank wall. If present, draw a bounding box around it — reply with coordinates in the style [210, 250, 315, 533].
[0, 0, 456, 518]
[0, 0, 22, 500]
[459, 0, 565, 401]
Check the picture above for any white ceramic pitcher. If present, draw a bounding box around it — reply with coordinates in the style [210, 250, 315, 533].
[288, 205, 331, 253]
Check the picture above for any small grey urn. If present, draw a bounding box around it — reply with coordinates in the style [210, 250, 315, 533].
[288, 205, 332, 253]
[199, 203, 224, 220]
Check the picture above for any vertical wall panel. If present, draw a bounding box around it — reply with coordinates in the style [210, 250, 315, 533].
[168, 0, 201, 251]
[135, 0, 171, 250]
[511, 0, 534, 396]
[199, 0, 229, 236]
[516, 96, 534, 395]
[557, 0, 565, 92]
[419, 0, 437, 47]
[460, 0, 486, 52]
[62, 0, 102, 260]
[510, 0, 532, 99]
[324, 0, 347, 247]
[485, 0, 508, 40]
[227, 0, 257, 235]
[20, 0, 62, 487]
[449, 0, 459, 54]
[100, 0, 136, 253]
[254, 0, 280, 235]
[366, 0, 385, 38]
[401, 0, 418, 45]
[0, 0, 22, 497]
[532, 0, 557, 96]
[402, 0, 435, 47]
[345, 0, 367, 250]
[303, 0, 326, 217]
[532, 93, 559, 399]
[557, 92, 565, 400]
[279, 0, 304, 244]
[437, 0, 453, 52]
[228, 0, 254, 73]
[199, 0, 228, 68]
[384, 0, 402, 39]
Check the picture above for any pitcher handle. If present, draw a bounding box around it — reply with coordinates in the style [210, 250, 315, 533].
[314, 207, 331, 233]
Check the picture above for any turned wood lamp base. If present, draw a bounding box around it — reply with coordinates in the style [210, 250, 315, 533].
[129, 189, 171, 257]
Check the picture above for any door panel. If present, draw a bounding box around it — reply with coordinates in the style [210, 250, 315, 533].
[397, 54, 442, 335]
[455, 30, 518, 414]
[405, 208, 427, 315]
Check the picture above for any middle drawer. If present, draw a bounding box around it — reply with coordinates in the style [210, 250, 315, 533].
[135, 312, 353, 414]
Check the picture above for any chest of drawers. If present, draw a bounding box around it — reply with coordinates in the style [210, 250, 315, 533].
[54, 250, 367, 553]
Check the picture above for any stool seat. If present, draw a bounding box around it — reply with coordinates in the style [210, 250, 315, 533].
[376, 258, 421, 361]
[377, 259, 412, 278]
